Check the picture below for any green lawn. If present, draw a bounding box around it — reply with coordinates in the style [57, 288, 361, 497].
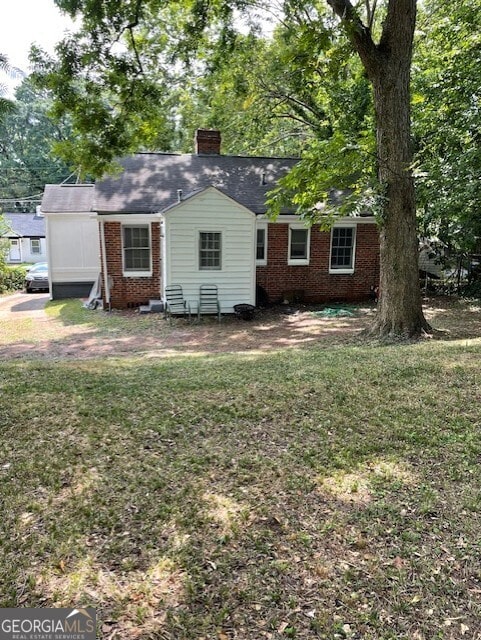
[1, 302, 481, 639]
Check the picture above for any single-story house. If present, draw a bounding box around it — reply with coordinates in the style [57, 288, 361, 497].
[41, 129, 380, 311]
[2, 212, 47, 264]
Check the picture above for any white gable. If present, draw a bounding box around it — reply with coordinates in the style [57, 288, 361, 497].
[162, 187, 256, 312]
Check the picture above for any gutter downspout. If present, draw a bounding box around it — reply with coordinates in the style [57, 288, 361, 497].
[44, 212, 53, 300]
[159, 216, 164, 301]
[99, 219, 111, 311]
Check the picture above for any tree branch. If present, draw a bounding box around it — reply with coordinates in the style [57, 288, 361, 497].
[365, 0, 377, 32]
[113, 0, 144, 74]
[326, 0, 380, 77]
[275, 113, 318, 129]
[379, 0, 416, 59]
[264, 86, 326, 121]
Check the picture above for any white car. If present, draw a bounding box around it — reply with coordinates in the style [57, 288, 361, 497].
[25, 263, 49, 293]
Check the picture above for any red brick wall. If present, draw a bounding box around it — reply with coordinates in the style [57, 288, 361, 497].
[102, 221, 161, 309]
[256, 223, 380, 303]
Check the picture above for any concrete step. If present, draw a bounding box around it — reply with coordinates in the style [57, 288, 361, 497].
[139, 305, 152, 314]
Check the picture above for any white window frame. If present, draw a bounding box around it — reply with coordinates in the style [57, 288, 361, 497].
[122, 223, 152, 277]
[30, 238, 41, 255]
[329, 224, 356, 274]
[256, 223, 268, 266]
[288, 224, 310, 266]
[199, 231, 222, 271]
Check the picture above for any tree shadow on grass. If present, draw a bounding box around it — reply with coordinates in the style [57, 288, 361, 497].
[2, 350, 481, 638]
[423, 296, 481, 340]
[2, 302, 374, 361]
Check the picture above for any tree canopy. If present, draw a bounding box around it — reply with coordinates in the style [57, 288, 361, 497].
[413, 1, 481, 255]
[0, 54, 17, 125]
[30, 1, 480, 200]
[0, 78, 73, 211]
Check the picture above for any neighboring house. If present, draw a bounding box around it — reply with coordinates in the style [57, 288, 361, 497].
[41, 129, 380, 310]
[2, 212, 46, 264]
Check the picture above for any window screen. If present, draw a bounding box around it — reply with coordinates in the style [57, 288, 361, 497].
[256, 228, 266, 261]
[330, 227, 355, 269]
[199, 232, 221, 270]
[123, 226, 150, 271]
[290, 228, 308, 260]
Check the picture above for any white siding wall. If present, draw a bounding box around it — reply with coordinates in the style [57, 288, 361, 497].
[5, 238, 46, 263]
[164, 189, 255, 313]
[47, 214, 100, 282]
[20, 237, 47, 263]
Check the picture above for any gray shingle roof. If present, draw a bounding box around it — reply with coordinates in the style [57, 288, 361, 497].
[39, 155, 298, 216]
[41, 184, 95, 213]
[94, 153, 298, 214]
[3, 213, 45, 238]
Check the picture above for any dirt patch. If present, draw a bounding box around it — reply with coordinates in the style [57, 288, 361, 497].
[1, 296, 480, 361]
[0, 300, 374, 361]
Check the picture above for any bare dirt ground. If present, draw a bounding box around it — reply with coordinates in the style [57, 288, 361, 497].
[1, 293, 481, 361]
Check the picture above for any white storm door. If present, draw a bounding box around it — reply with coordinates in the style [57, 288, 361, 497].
[9, 239, 21, 261]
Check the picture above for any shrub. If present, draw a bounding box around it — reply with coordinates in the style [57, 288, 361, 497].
[0, 265, 28, 293]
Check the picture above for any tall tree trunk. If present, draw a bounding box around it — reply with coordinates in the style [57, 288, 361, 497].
[327, 0, 431, 338]
[370, 63, 430, 337]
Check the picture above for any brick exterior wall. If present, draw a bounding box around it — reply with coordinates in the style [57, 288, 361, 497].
[256, 223, 380, 304]
[101, 219, 379, 309]
[102, 221, 161, 309]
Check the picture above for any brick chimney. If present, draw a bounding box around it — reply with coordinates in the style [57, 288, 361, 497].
[195, 129, 221, 155]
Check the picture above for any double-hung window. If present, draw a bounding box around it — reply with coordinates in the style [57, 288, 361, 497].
[123, 225, 151, 274]
[330, 226, 356, 273]
[199, 232, 222, 270]
[288, 225, 310, 265]
[30, 239, 41, 255]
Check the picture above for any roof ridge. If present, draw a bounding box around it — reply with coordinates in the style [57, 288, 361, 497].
[130, 152, 300, 161]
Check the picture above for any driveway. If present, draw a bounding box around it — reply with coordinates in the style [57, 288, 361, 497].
[0, 292, 50, 320]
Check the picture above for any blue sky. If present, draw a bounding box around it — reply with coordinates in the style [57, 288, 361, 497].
[1, 0, 75, 74]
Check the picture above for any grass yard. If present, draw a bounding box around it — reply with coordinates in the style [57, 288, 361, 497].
[1, 298, 481, 639]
